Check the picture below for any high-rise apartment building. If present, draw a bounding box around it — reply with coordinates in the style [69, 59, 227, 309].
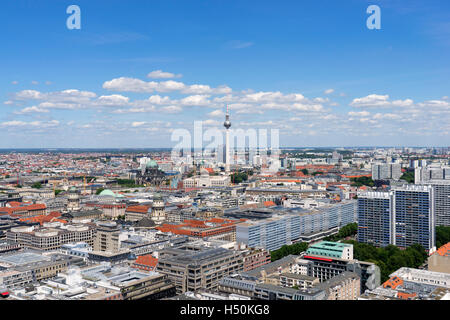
[422, 181, 450, 227]
[217, 144, 226, 164]
[358, 186, 436, 252]
[357, 192, 393, 247]
[415, 165, 450, 184]
[392, 185, 435, 251]
[371, 163, 402, 180]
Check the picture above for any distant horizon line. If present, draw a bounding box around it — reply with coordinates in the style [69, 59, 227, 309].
[0, 146, 448, 151]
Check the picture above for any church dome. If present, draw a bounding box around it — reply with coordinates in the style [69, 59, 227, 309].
[98, 189, 116, 197]
[146, 160, 158, 168]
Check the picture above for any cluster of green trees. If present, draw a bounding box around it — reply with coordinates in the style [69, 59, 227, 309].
[244, 170, 254, 176]
[300, 169, 309, 175]
[31, 182, 42, 189]
[350, 176, 374, 187]
[342, 240, 428, 282]
[95, 188, 105, 195]
[436, 226, 450, 248]
[54, 189, 63, 196]
[270, 242, 309, 262]
[324, 223, 358, 242]
[312, 171, 324, 176]
[116, 179, 140, 188]
[400, 171, 415, 184]
[231, 172, 248, 184]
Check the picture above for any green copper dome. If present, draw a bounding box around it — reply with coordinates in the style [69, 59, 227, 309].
[146, 160, 158, 168]
[98, 189, 116, 197]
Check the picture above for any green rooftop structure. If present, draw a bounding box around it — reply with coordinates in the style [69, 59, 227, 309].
[306, 241, 353, 260]
[146, 160, 158, 168]
[98, 189, 116, 197]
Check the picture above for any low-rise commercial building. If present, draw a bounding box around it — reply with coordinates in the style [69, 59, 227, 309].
[243, 248, 271, 272]
[156, 246, 244, 294]
[108, 271, 175, 300]
[428, 243, 450, 274]
[318, 271, 360, 300]
[6, 223, 96, 251]
[157, 218, 239, 242]
[279, 273, 319, 289]
[306, 241, 353, 260]
[361, 267, 450, 300]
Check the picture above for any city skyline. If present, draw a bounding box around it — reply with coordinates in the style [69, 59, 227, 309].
[1, 0, 450, 148]
[1, 0, 450, 306]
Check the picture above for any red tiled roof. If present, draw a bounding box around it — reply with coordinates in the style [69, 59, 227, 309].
[0, 203, 46, 215]
[397, 291, 416, 300]
[264, 201, 276, 207]
[48, 211, 62, 218]
[434, 242, 450, 257]
[134, 255, 158, 268]
[18, 212, 65, 225]
[383, 276, 403, 289]
[126, 205, 150, 213]
[23, 204, 46, 210]
[156, 218, 240, 237]
[295, 172, 308, 177]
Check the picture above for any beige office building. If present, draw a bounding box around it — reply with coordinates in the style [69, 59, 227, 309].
[93, 222, 120, 253]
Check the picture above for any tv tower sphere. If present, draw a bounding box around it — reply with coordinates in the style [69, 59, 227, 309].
[224, 110, 231, 129]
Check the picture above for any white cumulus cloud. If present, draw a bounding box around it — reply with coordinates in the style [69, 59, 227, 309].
[147, 70, 182, 79]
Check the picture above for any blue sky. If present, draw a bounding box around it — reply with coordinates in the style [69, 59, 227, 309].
[0, 0, 449, 148]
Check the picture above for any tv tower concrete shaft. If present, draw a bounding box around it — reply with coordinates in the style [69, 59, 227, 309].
[224, 105, 231, 173]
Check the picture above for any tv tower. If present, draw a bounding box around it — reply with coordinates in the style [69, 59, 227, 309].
[224, 105, 231, 173]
